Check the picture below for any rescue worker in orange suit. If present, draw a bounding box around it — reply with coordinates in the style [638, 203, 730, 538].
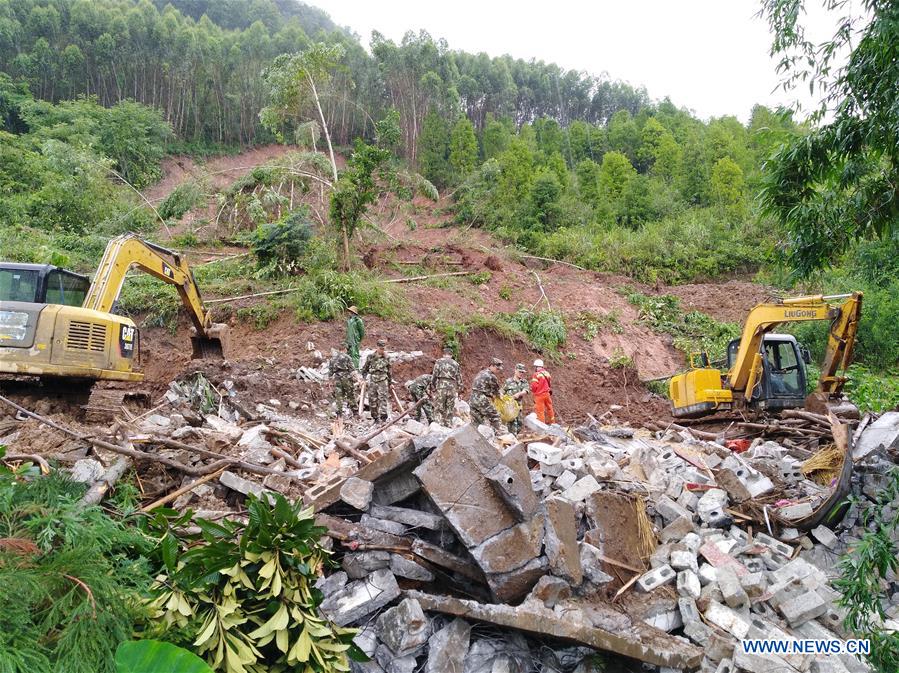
[530, 358, 555, 424]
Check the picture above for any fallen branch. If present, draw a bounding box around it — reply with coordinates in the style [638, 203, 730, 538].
[205, 287, 298, 304]
[133, 436, 286, 476]
[530, 270, 551, 310]
[3, 452, 51, 474]
[519, 253, 586, 271]
[336, 398, 426, 461]
[141, 467, 226, 512]
[81, 456, 133, 506]
[385, 271, 473, 284]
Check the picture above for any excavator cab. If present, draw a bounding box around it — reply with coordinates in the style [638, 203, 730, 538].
[0, 264, 90, 306]
[726, 335, 808, 412]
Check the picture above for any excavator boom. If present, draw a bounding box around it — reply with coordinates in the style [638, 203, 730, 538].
[84, 234, 228, 359]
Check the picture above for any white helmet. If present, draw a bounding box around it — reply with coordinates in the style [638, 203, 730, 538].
[533, 359, 544, 367]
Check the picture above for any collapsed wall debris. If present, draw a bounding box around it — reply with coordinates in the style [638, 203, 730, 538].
[2, 371, 898, 673]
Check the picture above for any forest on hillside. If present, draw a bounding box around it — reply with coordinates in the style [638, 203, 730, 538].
[0, 0, 897, 376]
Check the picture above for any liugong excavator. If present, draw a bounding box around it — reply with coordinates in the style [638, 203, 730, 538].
[669, 292, 862, 418]
[0, 233, 228, 386]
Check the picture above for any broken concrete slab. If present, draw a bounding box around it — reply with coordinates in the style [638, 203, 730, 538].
[320, 569, 401, 626]
[853, 411, 899, 461]
[544, 497, 583, 585]
[579, 542, 614, 586]
[413, 425, 514, 548]
[528, 575, 573, 608]
[389, 554, 435, 582]
[408, 590, 704, 670]
[559, 475, 602, 503]
[424, 618, 470, 673]
[469, 513, 545, 576]
[369, 504, 444, 530]
[340, 476, 374, 510]
[375, 597, 431, 656]
[342, 551, 391, 579]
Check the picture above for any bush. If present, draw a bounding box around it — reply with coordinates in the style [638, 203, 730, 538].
[250, 208, 314, 274]
[158, 180, 205, 220]
[508, 308, 567, 353]
[287, 270, 400, 322]
[0, 464, 153, 673]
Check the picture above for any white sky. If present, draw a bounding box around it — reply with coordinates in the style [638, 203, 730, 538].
[312, 0, 845, 122]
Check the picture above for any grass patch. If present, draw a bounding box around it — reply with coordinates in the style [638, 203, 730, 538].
[627, 291, 740, 362]
[577, 309, 623, 340]
[158, 179, 206, 220]
[236, 301, 281, 330]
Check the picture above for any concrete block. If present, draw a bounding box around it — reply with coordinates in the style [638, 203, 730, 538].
[778, 501, 815, 520]
[810, 525, 839, 549]
[219, 470, 265, 498]
[683, 619, 712, 646]
[527, 441, 562, 464]
[320, 569, 401, 626]
[637, 564, 676, 592]
[469, 513, 545, 576]
[739, 572, 767, 599]
[734, 648, 795, 673]
[707, 630, 736, 662]
[697, 489, 731, 527]
[699, 563, 718, 586]
[656, 495, 693, 524]
[375, 644, 416, 673]
[528, 574, 572, 608]
[376, 598, 431, 656]
[779, 590, 827, 627]
[678, 596, 701, 623]
[650, 543, 672, 568]
[554, 469, 578, 491]
[718, 567, 749, 609]
[360, 514, 407, 536]
[560, 475, 602, 502]
[340, 477, 374, 510]
[853, 411, 899, 461]
[425, 618, 471, 673]
[704, 600, 751, 639]
[670, 549, 699, 573]
[753, 533, 795, 558]
[678, 569, 701, 599]
[714, 659, 734, 673]
[486, 447, 539, 520]
[660, 516, 696, 543]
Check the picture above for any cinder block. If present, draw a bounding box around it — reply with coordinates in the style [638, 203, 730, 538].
[670, 549, 699, 573]
[704, 600, 751, 639]
[677, 569, 701, 599]
[718, 567, 750, 609]
[637, 564, 676, 592]
[779, 590, 828, 627]
[740, 571, 768, 599]
[753, 533, 795, 558]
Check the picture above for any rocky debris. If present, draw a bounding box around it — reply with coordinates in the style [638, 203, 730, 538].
[24, 368, 893, 673]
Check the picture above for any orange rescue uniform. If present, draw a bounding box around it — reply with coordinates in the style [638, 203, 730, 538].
[530, 367, 555, 424]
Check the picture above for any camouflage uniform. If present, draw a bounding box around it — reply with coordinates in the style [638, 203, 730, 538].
[502, 377, 529, 434]
[361, 351, 392, 421]
[430, 355, 463, 427]
[405, 374, 434, 423]
[329, 351, 357, 416]
[469, 368, 504, 432]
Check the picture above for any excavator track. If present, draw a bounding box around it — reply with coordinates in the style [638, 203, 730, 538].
[83, 384, 153, 423]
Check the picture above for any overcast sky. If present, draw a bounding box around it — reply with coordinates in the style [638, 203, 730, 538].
[312, 0, 842, 122]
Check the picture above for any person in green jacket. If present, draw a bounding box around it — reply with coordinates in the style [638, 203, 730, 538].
[345, 305, 365, 368]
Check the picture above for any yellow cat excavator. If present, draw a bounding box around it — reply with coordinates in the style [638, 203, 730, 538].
[669, 292, 862, 418]
[0, 233, 228, 386]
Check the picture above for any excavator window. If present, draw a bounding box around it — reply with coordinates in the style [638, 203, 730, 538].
[764, 340, 802, 397]
[0, 268, 40, 302]
[44, 270, 89, 307]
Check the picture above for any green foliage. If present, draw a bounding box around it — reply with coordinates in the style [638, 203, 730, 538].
[627, 292, 740, 361]
[577, 310, 623, 341]
[143, 493, 360, 673]
[760, 0, 899, 275]
[159, 181, 206, 221]
[468, 271, 492, 285]
[236, 302, 281, 331]
[288, 271, 400, 322]
[508, 308, 567, 354]
[608, 348, 634, 369]
[0, 471, 153, 673]
[834, 467, 899, 673]
[418, 110, 451, 189]
[250, 208, 314, 274]
[114, 641, 213, 673]
[844, 366, 899, 415]
[449, 116, 478, 182]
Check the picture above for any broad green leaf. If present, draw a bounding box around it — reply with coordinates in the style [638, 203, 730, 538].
[114, 640, 212, 673]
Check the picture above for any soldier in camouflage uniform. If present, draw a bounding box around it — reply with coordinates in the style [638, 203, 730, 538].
[405, 373, 434, 424]
[329, 346, 358, 417]
[361, 338, 392, 421]
[469, 357, 505, 433]
[429, 346, 463, 427]
[503, 363, 530, 434]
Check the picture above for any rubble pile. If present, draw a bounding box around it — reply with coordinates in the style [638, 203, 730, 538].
[3, 368, 899, 672]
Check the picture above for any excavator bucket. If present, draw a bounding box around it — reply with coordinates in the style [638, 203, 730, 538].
[190, 323, 230, 360]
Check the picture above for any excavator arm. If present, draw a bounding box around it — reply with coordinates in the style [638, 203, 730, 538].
[727, 292, 862, 397]
[83, 233, 228, 358]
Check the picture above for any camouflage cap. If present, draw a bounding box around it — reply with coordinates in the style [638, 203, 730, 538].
[515, 363, 526, 371]
[377, 338, 387, 347]
[442, 345, 454, 354]
[491, 357, 503, 367]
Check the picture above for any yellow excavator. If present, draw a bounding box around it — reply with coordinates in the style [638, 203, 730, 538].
[669, 292, 862, 418]
[0, 233, 228, 386]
